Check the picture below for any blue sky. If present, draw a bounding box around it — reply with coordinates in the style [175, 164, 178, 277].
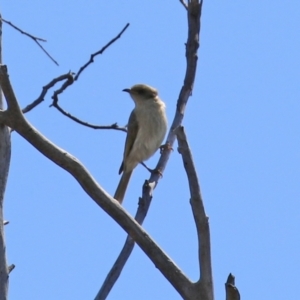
[2, 1, 300, 299]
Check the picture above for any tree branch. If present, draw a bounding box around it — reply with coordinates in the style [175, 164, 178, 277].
[50, 78, 127, 131]
[7, 265, 15, 274]
[225, 273, 240, 300]
[176, 126, 214, 300]
[22, 23, 129, 132]
[49, 23, 130, 128]
[179, 0, 188, 10]
[75, 23, 130, 81]
[0, 17, 58, 66]
[0, 17, 10, 300]
[95, 234, 134, 299]
[97, 0, 203, 298]
[0, 65, 194, 300]
[22, 73, 73, 113]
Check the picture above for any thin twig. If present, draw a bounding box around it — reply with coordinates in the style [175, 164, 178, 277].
[50, 78, 127, 131]
[53, 103, 127, 131]
[22, 73, 73, 113]
[0, 18, 46, 42]
[23, 23, 129, 131]
[96, 1, 203, 298]
[48, 23, 130, 131]
[24, 70, 127, 131]
[0, 17, 58, 66]
[74, 23, 130, 81]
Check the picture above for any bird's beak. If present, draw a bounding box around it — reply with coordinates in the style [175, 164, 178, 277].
[122, 88, 131, 93]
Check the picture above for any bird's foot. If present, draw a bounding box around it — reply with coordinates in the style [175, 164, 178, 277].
[159, 142, 173, 154]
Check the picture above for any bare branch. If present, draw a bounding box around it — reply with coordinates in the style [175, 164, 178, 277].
[95, 235, 135, 299]
[50, 79, 127, 131]
[0, 64, 194, 300]
[0, 18, 46, 41]
[0, 17, 10, 299]
[23, 71, 127, 131]
[97, 0, 203, 298]
[54, 106, 127, 131]
[0, 17, 58, 66]
[74, 23, 130, 81]
[179, 0, 188, 10]
[23, 23, 130, 132]
[48, 22, 130, 130]
[176, 126, 214, 299]
[225, 274, 240, 300]
[22, 73, 73, 113]
[7, 264, 15, 274]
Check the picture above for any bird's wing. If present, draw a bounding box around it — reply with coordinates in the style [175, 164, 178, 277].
[118, 110, 139, 174]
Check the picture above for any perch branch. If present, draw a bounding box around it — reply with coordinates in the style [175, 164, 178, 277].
[0, 65, 194, 300]
[97, 0, 203, 298]
[0, 17, 58, 66]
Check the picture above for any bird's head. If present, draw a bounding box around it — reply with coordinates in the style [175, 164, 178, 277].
[123, 84, 158, 104]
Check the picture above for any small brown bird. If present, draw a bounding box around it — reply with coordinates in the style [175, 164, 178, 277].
[114, 84, 167, 204]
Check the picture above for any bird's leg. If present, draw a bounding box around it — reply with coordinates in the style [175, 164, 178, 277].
[139, 143, 172, 175]
[140, 162, 153, 173]
[139, 143, 172, 176]
[140, 162, 163, 177]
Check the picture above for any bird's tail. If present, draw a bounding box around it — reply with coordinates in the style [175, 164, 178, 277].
[114, 171, 132, 204]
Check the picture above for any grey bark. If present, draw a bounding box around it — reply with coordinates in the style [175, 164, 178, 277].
[0, 16, 11, 300]
[225, 274, 240, 300]
[177, 126, 214, 300]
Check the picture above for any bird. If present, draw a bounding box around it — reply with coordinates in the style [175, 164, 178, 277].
[114, 84, 168, 204]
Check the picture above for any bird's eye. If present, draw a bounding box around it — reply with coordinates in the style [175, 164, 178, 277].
[136, 89, 145, 95]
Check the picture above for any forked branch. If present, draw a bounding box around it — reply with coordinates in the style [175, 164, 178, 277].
[0, 65, 194, 300]
[22, 23, 129, 132]
[0, 17, 58, 65]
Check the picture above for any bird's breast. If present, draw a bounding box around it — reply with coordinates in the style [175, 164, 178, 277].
[131, 101, 167, 162]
